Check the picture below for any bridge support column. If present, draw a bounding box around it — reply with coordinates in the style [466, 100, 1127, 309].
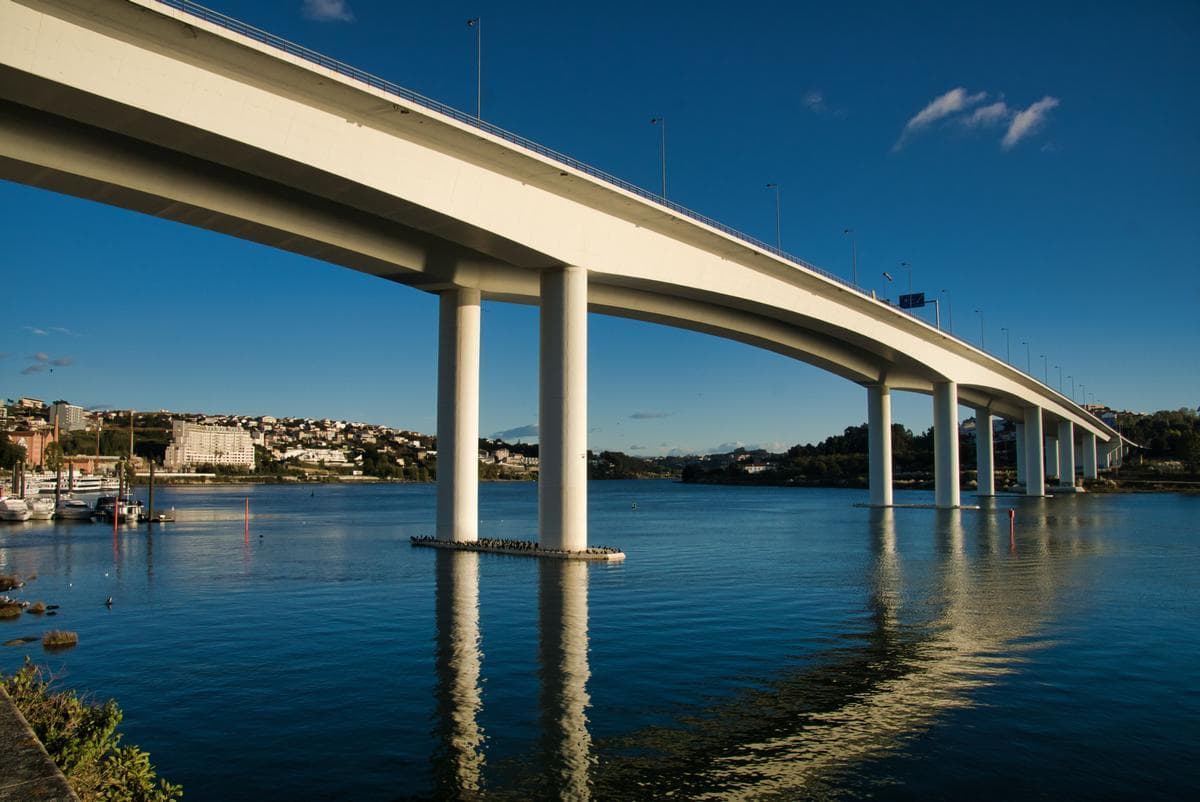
[933, 381, 960, 509]
[1058, 420, 1075, 488]
[867, 384, 893, 507]
[436, 288, 481, 542]
[1082, 432, 1098, 479]
[975, 407, 994, 496]
[1015, 422, 1026, 486]
[1024, 406, 1045, 496]
[539, 266, 588, 551]
[1045, 436, 1059, 481]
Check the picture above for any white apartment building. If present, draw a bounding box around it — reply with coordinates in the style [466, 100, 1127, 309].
[50, 402, 86, 432]
[165, 420, 255, 470]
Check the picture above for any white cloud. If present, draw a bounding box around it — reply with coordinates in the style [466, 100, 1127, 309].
[629, 411, 673, 420]
[964, 100, 1010, 127]
[1002, 96, 1060, 149]
[803, 90, 826, 113]
[302, 0, 354, 23]
[894, 87, 987, 150]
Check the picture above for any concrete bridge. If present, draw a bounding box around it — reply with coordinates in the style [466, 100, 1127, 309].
[0, 0, 1120, 552]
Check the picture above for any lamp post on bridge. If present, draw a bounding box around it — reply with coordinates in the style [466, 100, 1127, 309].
[1068, 375, 1075, 401]
[1080, 383, 1086, 405]
[842, 229, 858, 286]
[466, 17, 481, 119]
[1056, 365, 1062, 392]
[974, 309, 985, 351]
[650, 117, 667, 198]
[766, 183, 781, 250]
[1001, 327, 1011, 364]
[941, 289, 953, 333]
[1022, 340, 1031, 374]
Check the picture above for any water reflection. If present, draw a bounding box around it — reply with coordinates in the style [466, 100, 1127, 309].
[868, 507, 901, 633]
[427, 503, 1110, 799]
[538, 560, 594, 801]
[432, 550, 486, 797]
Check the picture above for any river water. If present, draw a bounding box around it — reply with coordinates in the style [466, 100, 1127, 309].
[1, 481, 1197, 800]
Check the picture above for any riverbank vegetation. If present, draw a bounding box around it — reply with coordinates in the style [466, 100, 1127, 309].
[2, 661, 181, 801]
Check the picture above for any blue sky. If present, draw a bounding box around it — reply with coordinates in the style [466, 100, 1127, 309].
[3, 0, 1198, 455]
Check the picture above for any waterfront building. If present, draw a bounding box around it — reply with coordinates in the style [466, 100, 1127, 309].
[164, 420, 255, 470]
[280, 447, 349, 465]
[6, 428, 57, 467]
[49, 401, 86, 431]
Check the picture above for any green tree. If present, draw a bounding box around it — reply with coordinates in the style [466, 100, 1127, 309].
[0, 438, 26, 470]
[44, 442, 64, 473]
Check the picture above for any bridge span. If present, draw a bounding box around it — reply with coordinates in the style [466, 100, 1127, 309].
[0, 0, 1120, 551]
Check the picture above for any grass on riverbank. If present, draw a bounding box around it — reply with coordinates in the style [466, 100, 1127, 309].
[2, 660, 181, 801]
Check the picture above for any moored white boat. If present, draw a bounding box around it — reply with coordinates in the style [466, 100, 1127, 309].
[0, 498, 33, 521]
[55, 497, 96, 521]
[26, 497, 55, 520]
[32, 472, 120, 495]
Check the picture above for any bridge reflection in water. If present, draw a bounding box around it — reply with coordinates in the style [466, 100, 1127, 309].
[429, 505, 1094, 800]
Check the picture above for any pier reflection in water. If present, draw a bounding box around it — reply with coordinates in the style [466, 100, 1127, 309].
[433, 553, 596, 801]
[427, 499, 1105, 800]
[433, 551, 486, 796]
[5, 485, 1193, 801]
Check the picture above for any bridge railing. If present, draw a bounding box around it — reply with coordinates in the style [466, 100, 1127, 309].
[150, 1, 1105, 425]
[152, 0, 864, 289]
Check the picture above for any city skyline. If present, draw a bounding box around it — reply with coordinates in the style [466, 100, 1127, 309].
[2, 0, 1197, 456]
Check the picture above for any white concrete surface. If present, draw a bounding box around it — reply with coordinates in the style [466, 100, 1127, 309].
[1024, 407, 1045, 497]
[436, 288, 481, 542]
[1058, 420, 1075, 488]
[975, 407, 994, 496]
[539, 266, 588, 551]
[933, 382, 960, 509]
[1082, 431, 1098, 480]
[868, 385, 893, 507]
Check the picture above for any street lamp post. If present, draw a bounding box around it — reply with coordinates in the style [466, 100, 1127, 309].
[466, 18, 481, 118]
[650, 117, 667, 198]
[1056, 365, 1062, 392]
[1080, 384, 1086, 405]
[941, 289, 953, 333]
[1041, 354, 1048, 384]
[1022, 340, 1031, 374]
[843, 229, 858, 286]
[766, 183, 781, 250]
[1001, 327, 1011, 364]
[1068, 375, 1075, 401]
[974, 309, 985, 350]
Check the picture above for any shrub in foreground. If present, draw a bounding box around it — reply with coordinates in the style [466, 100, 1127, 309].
[1, 660, 182, 801]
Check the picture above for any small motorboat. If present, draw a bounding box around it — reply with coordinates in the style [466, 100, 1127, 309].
[95, 495, 143, 523]
[55, 497, 96, 521]
[0, 498, 33, 522]
[26, 497, 55, 520]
